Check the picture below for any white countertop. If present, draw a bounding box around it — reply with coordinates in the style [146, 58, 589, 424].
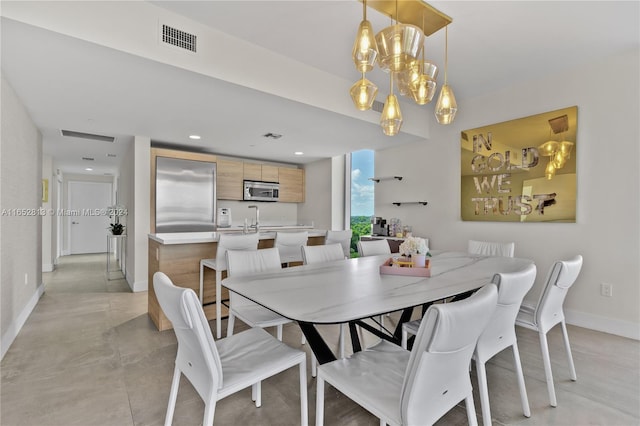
[149, 226, 325, 245]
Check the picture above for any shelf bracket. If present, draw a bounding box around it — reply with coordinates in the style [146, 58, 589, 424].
[369, 176, 403, 183]
[392, 201, 428, 206]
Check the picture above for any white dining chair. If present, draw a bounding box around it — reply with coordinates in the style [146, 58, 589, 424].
[516, 255, 583, 407]
[153, 272, 308, 426]
[325, 229, 352, 258]
[473, 264, 537, 426]
[199, 233, 259, 338]
[468, 239, 515, 257]
[356, 239, 391, 257]
[225, 247, 293, 341]
[316, 283, 498, 426]
[275, 231, 309, 266]
[302, 243, 348, 377]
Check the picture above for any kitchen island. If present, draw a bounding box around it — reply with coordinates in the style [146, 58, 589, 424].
[148, 226, 326, 331]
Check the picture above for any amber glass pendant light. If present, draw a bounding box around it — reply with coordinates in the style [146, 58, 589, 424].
[352, 0, 378, 72]
[434, 25, 458, 125]
[380, 71, 403, 136]
[350, 72, 378, 111]
[411, 13, 438, 105]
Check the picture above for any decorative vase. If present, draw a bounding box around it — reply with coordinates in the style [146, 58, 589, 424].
[413, 253, 426, 268]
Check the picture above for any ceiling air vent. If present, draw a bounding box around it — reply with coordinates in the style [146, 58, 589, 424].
[161, 24, 197, 53]
[372, 100, 385, 113]
[61, 130, 115, 143]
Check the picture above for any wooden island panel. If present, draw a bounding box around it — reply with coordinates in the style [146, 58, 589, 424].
[149, 234, 325, 331]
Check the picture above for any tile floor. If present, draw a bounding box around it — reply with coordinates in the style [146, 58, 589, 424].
[1, 254, 639, 426]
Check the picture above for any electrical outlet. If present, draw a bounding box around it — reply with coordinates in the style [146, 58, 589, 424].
[600, 283, 613, 297]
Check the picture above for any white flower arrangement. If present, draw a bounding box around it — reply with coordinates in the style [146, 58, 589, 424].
[399, 237, 429, 256]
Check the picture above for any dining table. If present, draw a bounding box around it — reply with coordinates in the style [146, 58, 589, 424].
[222, 251, 534, 364]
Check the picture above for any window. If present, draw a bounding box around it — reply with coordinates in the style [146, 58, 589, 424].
[349, 150, 374, 256]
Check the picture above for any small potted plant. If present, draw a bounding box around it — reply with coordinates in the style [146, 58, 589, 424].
[107, 204, 127, 235]
[109, 222, 125, 235]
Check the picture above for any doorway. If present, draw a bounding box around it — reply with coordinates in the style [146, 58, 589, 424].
[68, 181, 112, 254]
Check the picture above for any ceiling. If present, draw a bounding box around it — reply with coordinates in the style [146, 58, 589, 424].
[1, 1, 638, 175]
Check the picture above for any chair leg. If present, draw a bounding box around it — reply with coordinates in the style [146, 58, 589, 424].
[202, 397, 216, 426]
[379, 419, 386, 426]
[311, 355, 317, 378]
[299, 359, 308, 426]
[251, 381, 262, 408]
[475, 360, 492, 426]
[227, 312, 235, 337]
[465, 393, 479, 426]
[199, 262, 205, 304]
[539, 331, 557, 407]
[560, 320, 577, 381]
[215, 270, 222, 339]
[511, 342, 531, 417]
[277, 324, 283, 341]
[401, 329, 408, 350]
[315, 376, 325, 426]
[164, 366, 181, 426]
[339, 324, 345, 358]
[302, 333, 306, 345]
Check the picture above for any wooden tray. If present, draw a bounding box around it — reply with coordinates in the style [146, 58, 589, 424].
[379, 257, 431, 277]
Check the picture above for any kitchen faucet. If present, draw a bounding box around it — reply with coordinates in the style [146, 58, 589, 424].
[248, 205, 259, 233]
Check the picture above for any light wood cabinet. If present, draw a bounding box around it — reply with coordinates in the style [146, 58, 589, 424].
[278, 167, 305, 203]
[262, 165, 279, 182]
[244, 163, 279, 182]
[243, 163, 262, 181]
[217, 159, 244, 200]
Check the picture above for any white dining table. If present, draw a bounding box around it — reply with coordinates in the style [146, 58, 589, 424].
[222, 251, 534, 363]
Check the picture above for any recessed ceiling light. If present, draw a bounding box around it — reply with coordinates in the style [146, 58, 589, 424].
[85, 167, 93, 171]
[189, 135, 201, 140]
[294, 151, 304, 156]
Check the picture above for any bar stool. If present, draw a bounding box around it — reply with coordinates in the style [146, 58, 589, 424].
[274, 231, 308, 267]
[199, 232, 259, 338]
[325, 229, 352, 258]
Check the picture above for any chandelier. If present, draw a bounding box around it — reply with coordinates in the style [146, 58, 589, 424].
[350, 0, 456, 135]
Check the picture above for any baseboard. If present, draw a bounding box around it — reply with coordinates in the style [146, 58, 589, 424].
[42, 263, 54, 272]
[1, 282, 45, 360]
[565, 308, 640, 340]
[130, 277, 148, 293]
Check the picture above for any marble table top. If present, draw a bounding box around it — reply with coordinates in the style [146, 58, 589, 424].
[222, 251, 534, 324]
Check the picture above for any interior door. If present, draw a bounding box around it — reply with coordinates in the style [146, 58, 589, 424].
[68, 181, 112, 254]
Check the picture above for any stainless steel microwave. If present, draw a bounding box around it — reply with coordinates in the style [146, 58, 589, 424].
[243, 180, 279, 202]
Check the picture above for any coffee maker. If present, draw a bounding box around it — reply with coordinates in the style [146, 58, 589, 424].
[371, 216, 387, 236]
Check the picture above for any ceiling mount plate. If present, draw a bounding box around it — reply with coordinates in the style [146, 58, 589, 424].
[359, 0, 452, 36]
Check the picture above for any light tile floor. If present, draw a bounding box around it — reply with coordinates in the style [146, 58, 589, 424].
[1, 254, 639, 426]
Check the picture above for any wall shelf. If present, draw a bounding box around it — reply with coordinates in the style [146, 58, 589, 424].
[369, 176, 403, 183]
[392, 201, 428, 206]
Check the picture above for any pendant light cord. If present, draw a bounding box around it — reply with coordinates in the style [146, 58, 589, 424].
[444, 26, 449, 84]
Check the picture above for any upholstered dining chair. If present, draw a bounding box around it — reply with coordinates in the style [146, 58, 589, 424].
[473, 264, 537, 426]
[316, 283, 499, 426]
[153, 272, 308, 426]
[468, 239, 515, 257]
[356, 239, 391, 257]
[325, 229, 352, 258]
[199, 232, 259, 338]
[302, 243, 348, 377]
[516, 255, 583, 407]
[275, 231, 309, 267]
[225, 247, 293, 341]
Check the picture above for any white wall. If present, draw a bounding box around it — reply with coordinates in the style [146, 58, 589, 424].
[41, 155, 54, 272]
[132, 136, 150, 292]
[118, 137, 135, 289]
[372, 49, 639, 339]
[1, 74, 44, 359]
[297, 159, 332, 231]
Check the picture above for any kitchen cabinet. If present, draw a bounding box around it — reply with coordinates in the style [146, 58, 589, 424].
[244, 163, 279, 182]
[261, 165, 279, 182]
[278, 167, 304, 203]
[217, 159, 244, 200]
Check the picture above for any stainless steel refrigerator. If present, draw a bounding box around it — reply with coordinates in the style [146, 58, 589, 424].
[155, 157, 217, 233]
